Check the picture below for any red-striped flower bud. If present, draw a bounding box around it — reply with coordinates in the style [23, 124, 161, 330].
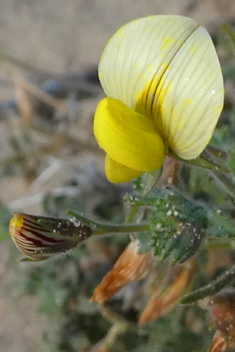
[9, 212, 92, 261]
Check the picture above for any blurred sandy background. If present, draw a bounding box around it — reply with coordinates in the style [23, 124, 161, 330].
[0, 1, 235, 351]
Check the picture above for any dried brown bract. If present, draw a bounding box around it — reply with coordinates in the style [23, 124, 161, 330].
[90, 239, 152, 303]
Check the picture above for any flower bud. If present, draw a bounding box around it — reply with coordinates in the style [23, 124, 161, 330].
[9, 212, 92, 261]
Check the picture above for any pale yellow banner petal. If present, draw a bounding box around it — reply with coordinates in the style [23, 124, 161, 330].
[153, 26, 224, 159]
[94, 98, 165, 172]
[105, 155, 143, 183]
[99, 16, 198, 111]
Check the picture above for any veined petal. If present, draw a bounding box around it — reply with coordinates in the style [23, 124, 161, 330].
[9, 213, 92, 261]
[105, 155, 143, 183]
[94, 98, 165, 172]
[153, 26, 224, 159]
[99, 16, 198, 111]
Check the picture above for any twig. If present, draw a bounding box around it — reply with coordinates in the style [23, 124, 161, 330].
[0, 131, 100, 169]
[16, 77, 66, 112]
[0, 48, 57, 78]
[98, 305, 130, 349]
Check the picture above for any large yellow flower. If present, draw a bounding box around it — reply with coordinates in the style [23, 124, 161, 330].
[94, 15, 224, 183]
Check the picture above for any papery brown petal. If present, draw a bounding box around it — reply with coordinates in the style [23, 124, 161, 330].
[15, 79, 38, 124]
[207, 291, 235, 352]
[207, 332, 228, 352]
[209, 291, 235, 338]
[206, 249, 232, 275]
[90, 240, 151, 303]
[139, 258, 196, 327]
[158, 157, 179, 187]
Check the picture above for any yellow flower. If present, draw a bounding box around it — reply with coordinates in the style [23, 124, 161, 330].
[94, 15, 224, 183]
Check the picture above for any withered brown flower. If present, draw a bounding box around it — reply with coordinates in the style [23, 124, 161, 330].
[90, 239, 152, 303]
[139, 258, 196, 327]
[207, 290, 235, 352]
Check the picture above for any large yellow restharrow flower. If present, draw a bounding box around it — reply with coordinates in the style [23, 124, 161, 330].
[94, 15, 224, 183]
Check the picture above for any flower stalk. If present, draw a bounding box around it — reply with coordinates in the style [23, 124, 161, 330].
[67, 210, 151, 235]
[168, 149, 230, 174]
[203, 148, 235, 203]
[206, 145, 228, 161]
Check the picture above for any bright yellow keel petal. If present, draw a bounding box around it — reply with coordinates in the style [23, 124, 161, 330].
[94, 98, 165, 172]
[105, 155, 143, 183]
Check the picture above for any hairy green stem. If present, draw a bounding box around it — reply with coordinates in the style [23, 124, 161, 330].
[125, 204, 141, 223]
[202, 149, 235, 203]
[206, 145, 228, 160]
[181, 265, 235, 304]
[67, 210, 150, 235]
[168, 149, 230, 173]
[93, 223, 151, 235]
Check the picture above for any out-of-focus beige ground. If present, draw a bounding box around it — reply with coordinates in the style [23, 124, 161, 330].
[0, 1, 235, 351]
[1, 0, 235, 75]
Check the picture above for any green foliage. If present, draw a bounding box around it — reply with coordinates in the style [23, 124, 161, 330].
[140, 168, 162, 197]
[133, 306, 211, 352]
[0, 204, 12, 241]
[229, 145, 235, 175]
[127, 188, 208, 263]
[131, 158, 235, 268]
[207, 210, 235, 238]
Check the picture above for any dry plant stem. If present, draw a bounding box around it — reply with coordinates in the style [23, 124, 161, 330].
[99, 305, 130, 349]
[181, 265, 235, 304]
[0, 48, 101, 95]
[0, 48, 56, 78]
[16, 77, 66, 112]
[99, 304, 128, 326]
[0, 131, 100, 169]
[104, 324, 129, 349]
